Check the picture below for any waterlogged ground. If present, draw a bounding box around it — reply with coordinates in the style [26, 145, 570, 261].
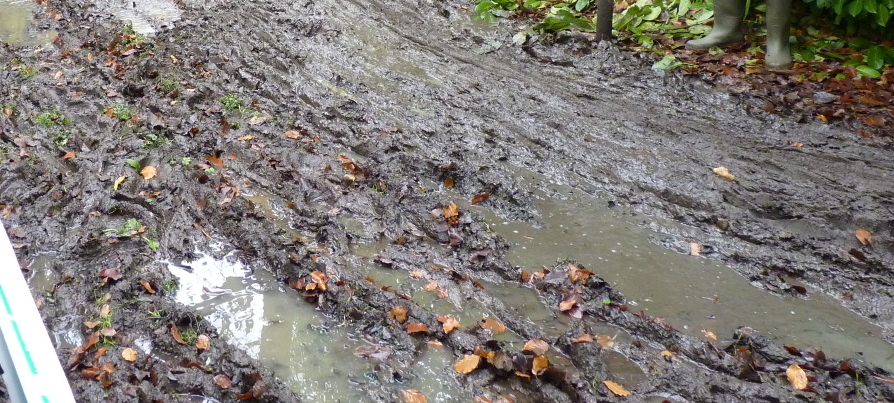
[2, 0, 894, 402]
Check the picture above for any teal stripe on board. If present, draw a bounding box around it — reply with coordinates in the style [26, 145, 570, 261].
[0, 284, 13, 315]
[11, 321, 37, 374]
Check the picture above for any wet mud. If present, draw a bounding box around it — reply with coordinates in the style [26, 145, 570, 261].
[1, 0, 893, 401]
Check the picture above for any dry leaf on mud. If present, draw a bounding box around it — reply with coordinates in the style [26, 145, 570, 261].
[532, 356, 549, 375]
[559, 299, 577, 312]
[140, 279, 155, 294]
[438, 316, 461, 333]
[401, 389, 428, 403]
[597, 335, 615, 348]
[443, 202, 459, 225]
[571, 334, 594, 343]
[113, 175, 126, 190]
[712, 166, 735, 182]
[407, 323, 429, 333]
[171, 324, 187, 344]
[121, 348, 137, 362]
[444, 178, 455, 188]
[436, 288, 449, 299]
[214, 374, 232, 389]
[565, 263, 592, 283]
[205, 154, 225, 167]
[389, 306, 409, 323]
[480, 318, 505, 333]
[237, 135, 255, 141]
[424, 281, 438, 291]
[604, 380, 631, 396]
[702, 329, 718, 340]
[310, 270, 328, 291]
[523, 339, 549, 356]
[427, 340, 444, 348]
[454, 354, 481, 374]
[855, 229, 872, 245]
[140, 165, 157, 179]
[471, 192, 489, 205]
[197, 334, 211, 350]
[99, 304, 111, 317]
[100, 327, 117, 337]
[688, 241, 701, 256]
[661, 350, 676, 359]
[786, 364, 809, 390]
[284, 130, 302, 139]
[84, 321, 100, 329]
[409, 270, 426, 278]
[63, 151, 76, 159]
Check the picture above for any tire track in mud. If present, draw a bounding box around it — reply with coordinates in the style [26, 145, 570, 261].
[1, 0, 893, 401]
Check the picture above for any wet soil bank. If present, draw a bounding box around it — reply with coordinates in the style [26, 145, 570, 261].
[1, 0, 893, 401]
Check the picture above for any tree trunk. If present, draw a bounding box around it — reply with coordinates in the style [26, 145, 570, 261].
[595, 0, 613, 41]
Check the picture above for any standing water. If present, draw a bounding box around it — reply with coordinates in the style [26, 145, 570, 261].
[0, 0, 57, 46]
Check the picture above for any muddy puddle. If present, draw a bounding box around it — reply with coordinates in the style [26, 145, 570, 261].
[0, 0, 57, 46]
[473, 171, 894, 372]
[100, 0, 181, 36]
[165, 244, 471, 402]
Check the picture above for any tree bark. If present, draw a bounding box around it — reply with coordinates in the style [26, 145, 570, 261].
[595, 0, 613, 41]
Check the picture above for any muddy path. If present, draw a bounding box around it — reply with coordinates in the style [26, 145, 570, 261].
[1, 0, 894, 401]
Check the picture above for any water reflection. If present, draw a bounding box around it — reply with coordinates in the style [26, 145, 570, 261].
[0, 0, 56, 46]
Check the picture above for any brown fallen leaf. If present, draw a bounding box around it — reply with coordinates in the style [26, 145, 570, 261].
[213, 374, 232, 389]
[63, 151, 76, 159]
[702, 329, 718, 340]
[454, 354, 481, 374]
[389, 306, 409, 323]
[559, 300, 577, 312]
[401, 389, 428, 403]
[205, 154, 225, 167]
[661, 350, 676, 359]
[284, 130, 302, 139]
[171, 324, 187, 344]
[444, 178, 455, 188]
[438, 316, 461, 334]
[427, 340, 444, 348]
[523, 339, 549, 356]
[100, 327, 117, 337]
[712, 166, 735, 182]
[532, 356, 549, 375]
[237, 135, 255, 141]
[436, 288, 449, 299]
[855, 229, 872, 246]
[408, 270, 426, 278]
[424, 281, 438, 291]
[84, 321, 101, 329]
[471, 192, 489, 205]
[99, 304, 111, 317]
[571, 334, 594, 343]
[443, 202, 459, 225]
[140, 165, 157, 180]
[480, 318, 505, 333]
[121, 347, 137, 362]
[786, 364, 808, 390]
[197, 334, 211, 350]
[604, 380, 631, 396]
[140, 279, 155, 294]
[407, 323, 429, 333]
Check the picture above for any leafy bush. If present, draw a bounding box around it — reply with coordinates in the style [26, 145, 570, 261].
[802, 0, 893, 33]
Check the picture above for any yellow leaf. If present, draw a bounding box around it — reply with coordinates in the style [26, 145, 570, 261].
[855, 229, 872, 246]
[523, 339, 549, 356]
[424, 281, 438, 291]
[480, 318, 505, 333]
[408, 270, 426, 278]
[196, 334, 211, 350]
[401, 389, 428, 403]
[285, 130, 302, 139]
[597, 334, 615, 348]
[171, 324, 186, 345]
[113, 175, 126, 190]
[121, 348, 137, 362]
[140, 165, 157, 180]
[237, 135, 255, 141]
[786, 364, 808, 390]
[63, 151, 76, 159]
[603, 380, 631, 396]
[712, 166, 735, 182]
[532, 356, 549, 375]
[660, 350, 676, 359]
[438, 316, 461, 334]
[702, 329, 717, 340]
[454, 354, 481, 374]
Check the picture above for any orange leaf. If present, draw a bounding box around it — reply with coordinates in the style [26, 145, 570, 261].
[661, 350, 676, 359]
[597, 335, 615, 348]
[786, 364, 808, 390]
[855, 229, 872, 246]
[438, 316, 461, 333]
[310, 270, 328, 291]
[285, 130, 302, 139]
[237, 135, 255, 141]
[702, 329, 717, 340]
[121, 348, 137, 362]
[523, 339, 549, 355]
[559, 300, 576, 311]
[140, 166, 157, 179]
[423, 281, 438, 291]
[205, 155, 225, 167]
[407, 323, 429, 333]
[389, 306, 409, 323]
[712, 166, 735, 182]
[453, 354, 481, 374]
[444, 178, 455, 188]
[426, 340, 444, 348]
[213, 374, 232, 389]
[443, 203, 459, 225]
[603, 380, 631, 396]
[409, 270, 426, 278]
[480, 318, 505, 333]
[436, 288, 449, 299]
[571, 334, 593, 343]
[565, 263, 592, 283]
[532, 356, 549, 375]
[196, 334, 211, 350]
[171, 324, 186, 344]
[140, 279, 155, 294]
[63, 151, 76, 159]
[471, 192, 489, 205]
[401, 389, 428, 403]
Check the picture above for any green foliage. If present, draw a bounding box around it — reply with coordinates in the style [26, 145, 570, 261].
[105, 104, 133, 121]
[139, 131, 169, 149]
[157, 76, 180, 93]
[103, 218, 143, 237]
[803, 0, 893, 32]
[220, 93, 243, 111]
[34, 110, 65, 127]
[126, 159, 142, 170]
[18, 66, 35, 78]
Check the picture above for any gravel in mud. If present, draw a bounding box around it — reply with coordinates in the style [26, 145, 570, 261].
[1, 0, 893, 401]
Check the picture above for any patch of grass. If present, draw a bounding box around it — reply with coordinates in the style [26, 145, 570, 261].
[220, 93, 242, 111]
[139, 131, 169, 149]
[163, 280, 178, 292]
[105, 104, 133, 121]
[179, 327, 198, 345]
[53, 133, 71, 147]
[157, 76, 180, 93]
[34, 110, 65, 126]
[103, 218, 143, 237]
[18, 66, 35, 78]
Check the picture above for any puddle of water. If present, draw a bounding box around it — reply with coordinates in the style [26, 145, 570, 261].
[167, 245, 470, 402]
[0, 0, 57, 46]
[477, 176, 894, 372]
[102, 0, 182, 36]
[24, 253, 85, 349]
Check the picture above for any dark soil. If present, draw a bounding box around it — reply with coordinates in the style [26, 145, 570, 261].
[1, 0, 893, 402]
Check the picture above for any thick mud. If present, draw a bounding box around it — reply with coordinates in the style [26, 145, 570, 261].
[1, 0, 894, 402]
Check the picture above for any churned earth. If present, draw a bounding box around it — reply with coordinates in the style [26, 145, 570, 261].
[1, 0, 893, 402]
